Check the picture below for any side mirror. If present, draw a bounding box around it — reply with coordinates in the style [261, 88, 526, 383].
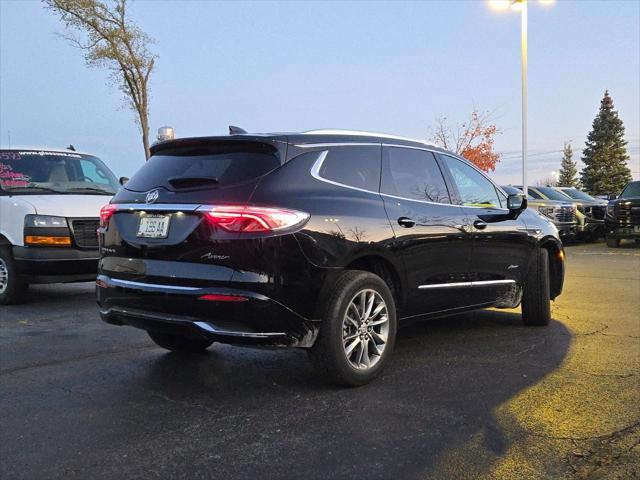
[506, 193, 527, 219]
[507, 193, 527, 211]
[607, 193, 617, 200]
[119, 176, 129, 186]
[478, 194, 527, 223]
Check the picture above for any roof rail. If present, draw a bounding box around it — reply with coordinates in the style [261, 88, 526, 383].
[302, 129, 437, 147]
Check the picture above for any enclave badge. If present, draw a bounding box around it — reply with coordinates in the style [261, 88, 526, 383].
[145, 189, 159, 203]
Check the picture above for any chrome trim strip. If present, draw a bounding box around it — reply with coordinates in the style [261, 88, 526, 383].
[297, 142, 441, 153]
[301, 129, 438, 147]
[296, 142, 381, 148]
[113, 203, 202, 212]
[418, 282, 472, 289]
[193, 322, 286, 338]
[100, 306, 287, 338]
[472, 280, 517, 286]
[418, 279, 516, 290]
[109, 278, 201, 291]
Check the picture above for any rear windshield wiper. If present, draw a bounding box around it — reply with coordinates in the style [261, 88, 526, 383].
[168, 176, 220, 189]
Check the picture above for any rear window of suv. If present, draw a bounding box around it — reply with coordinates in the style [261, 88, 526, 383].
[124, 141, 281, 192]
[317, 146, 381, 192]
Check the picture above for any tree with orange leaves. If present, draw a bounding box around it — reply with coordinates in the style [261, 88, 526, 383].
[430, 109, 502, 172]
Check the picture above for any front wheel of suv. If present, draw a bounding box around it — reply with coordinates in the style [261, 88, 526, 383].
[521, 247, 551, 326]
[148, 331, 214, 353]
[308, 270, 397, 387]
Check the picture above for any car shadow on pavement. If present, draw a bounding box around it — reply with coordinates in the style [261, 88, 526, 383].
[14, 281, 95, 307]
[123, 309, 572, 479]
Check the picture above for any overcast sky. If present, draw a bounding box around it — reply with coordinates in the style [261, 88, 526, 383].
[1, 0, 638, 183]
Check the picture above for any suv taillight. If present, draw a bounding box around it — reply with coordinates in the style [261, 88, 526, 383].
[100, 204, 117, 228]
[202, 205, 309, 233]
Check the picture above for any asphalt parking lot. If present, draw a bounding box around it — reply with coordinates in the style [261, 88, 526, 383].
[1, 242, 639, 480]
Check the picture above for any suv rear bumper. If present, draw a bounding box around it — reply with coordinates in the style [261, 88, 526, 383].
[96, 275, 319, 347]
[13, 246, 99, 284]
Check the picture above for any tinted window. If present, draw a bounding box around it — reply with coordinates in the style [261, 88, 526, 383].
[0, 150, 118, 195]
[124, 141, 280, 192]
[318, 146, 380, 191]
[441, 155, 501, 208]
[620, 181, 640, 198]
[536, 187, 572, 201]
[561, 188, 595, 201]
[527, 189, 543, 200]
[381, 147, 450, 203]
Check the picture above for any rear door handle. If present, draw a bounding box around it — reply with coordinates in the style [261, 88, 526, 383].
[473, 220, 487, 230]
[397, 217, 416, 228]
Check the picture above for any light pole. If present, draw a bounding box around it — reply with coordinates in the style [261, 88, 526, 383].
[520, 0, 528, 197]
[487, 0, 554, 197]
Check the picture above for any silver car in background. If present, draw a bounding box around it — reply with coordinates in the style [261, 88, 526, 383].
[502, 186, 576, 238]
[555, 187, 607, 240]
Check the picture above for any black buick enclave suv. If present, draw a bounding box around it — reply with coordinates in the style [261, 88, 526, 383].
[97, 130, 565, 385]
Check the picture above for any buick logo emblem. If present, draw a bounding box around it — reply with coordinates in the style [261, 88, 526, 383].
[145, 189, 159, 203]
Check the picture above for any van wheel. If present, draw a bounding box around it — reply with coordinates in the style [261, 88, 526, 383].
[308, 270, 397, 386]
[606, 237, 620, 248]
[521, 248, 551, 326]
[0, 247, 28, 305]
[148, 331, 214, 353]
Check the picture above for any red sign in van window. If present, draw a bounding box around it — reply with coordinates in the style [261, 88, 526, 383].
[0, 162, 30, 187]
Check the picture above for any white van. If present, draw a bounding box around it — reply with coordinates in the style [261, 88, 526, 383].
[0, 147, 120, 304]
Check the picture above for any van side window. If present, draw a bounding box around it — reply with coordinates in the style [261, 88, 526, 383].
[381, 147, 451, 204]
[440, 155, 501, 208]
[318, 146, 381, 192]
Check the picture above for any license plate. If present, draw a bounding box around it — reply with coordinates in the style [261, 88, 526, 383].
[634, 225, 640, 233]
[137, 214, 170, 238]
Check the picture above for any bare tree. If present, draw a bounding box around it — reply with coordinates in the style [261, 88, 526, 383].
[535, 177, 558, 187]
[430, 108, 502, 172]
[44, 0, 156, 159]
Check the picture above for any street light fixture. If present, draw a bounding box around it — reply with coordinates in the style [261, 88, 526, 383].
[487, 0, 554, 197]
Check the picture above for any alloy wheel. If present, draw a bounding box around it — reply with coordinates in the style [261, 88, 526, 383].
[342, 289, 389, 370]
[0, 258, 8, 294]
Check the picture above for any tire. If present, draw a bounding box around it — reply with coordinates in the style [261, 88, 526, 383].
[308, 270, 397, 387]
[606, 237, 620, 248]
[147, 331, 213, 353]
[521, 248, 551, 326]
[0, 246, 28, 305]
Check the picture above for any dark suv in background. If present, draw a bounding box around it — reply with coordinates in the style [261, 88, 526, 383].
[605, 180, 640, 247]
[97, 130, 565, 385]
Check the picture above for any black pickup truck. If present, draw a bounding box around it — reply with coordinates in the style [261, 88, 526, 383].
[605, 180, 640, 247]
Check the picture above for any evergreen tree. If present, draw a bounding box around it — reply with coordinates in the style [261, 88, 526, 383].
[558, 142, 578, 187]
[580, 90, 632, 195]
